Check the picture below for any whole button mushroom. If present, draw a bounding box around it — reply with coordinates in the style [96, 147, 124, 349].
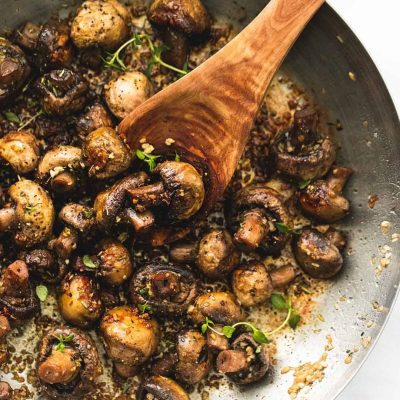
[37, 327, 102, 400]
[0, 131, 39, 174]
[0, 39, 31, 105]
[83, 127, 132, 179]
[100, 306, 160, 377]
[71, 0, 130, 50]
[128, 161, 205, 221]
[147, 0, 211, 68]
[228, 185, 292, 254]
[76, 103, 113, 137]
[58, 203, 96, 235]
[294, 228, 343, 279]
[37, 145, 84, 194]
[36, 68, 88, 116]
[0, 180, 55, 247]
[104, 71, 153, 119]
[130, 262, 198, 316]
[271, 107, 336, 181]
[16, 22, 41, 51]
[298, 166, 353, 222]
[188, 292, 244, 326]
[232, 261, 296, 307]
[58, 273, 103, 329]
[137, 375, 189, 400]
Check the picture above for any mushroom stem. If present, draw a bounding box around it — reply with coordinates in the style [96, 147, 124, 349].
[0, 260, 29, 297]
[122, 208, 155, 234]
[51, 171, 77, 193]
[270, 265, 296, 288]
[160, 28, 189, 69]
[234, 208, 268, 251]
[38, 348, 81, 384]
[170, 242, 198, 263]
[128, 181, 169, 211]
[0, 315, 11, 341]
[327, 167, 353, 193]
[114, 362, 138, 378]
[216, 349, 249, 374]
[0, 207, 17, 232]
[151, 271, 180, 298]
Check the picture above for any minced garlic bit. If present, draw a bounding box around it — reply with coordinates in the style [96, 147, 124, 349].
[348, 71, 357, 81]
[344, 354, 353, 364]
[361, 336, 372, 348]
[392, 233, 400, 242]
[165, 138, 175, 146]
[141, 143, 154, 154]
[139, 137, 147, 144]
[380, 220, 391, 235]
[336, 35, 344, 44]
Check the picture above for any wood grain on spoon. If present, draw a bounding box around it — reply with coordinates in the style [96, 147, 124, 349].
[120, 0, 324, 216]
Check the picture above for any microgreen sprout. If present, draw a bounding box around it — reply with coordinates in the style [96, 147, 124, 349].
[138, 303, 152, 313]
[54, 334, 74, 352]
[82, 255, 97, 269]
[298, 179, 311, 190]
[135, 149, 160, 172]
[36, 285, 48, 302]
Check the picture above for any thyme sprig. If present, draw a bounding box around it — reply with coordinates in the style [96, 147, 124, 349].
[54, 334, 74, 352]
[135, 149, 160, 172]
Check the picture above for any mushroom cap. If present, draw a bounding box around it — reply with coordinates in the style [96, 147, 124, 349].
[148, 0, 210, 36]
[37, 145, 83, 181]
[188, 291, 244, 325]
[232, 261, 273, 307]
[104, 71, 153, 120]
[0, 131, 39, 174]
[83, 127, 132, 179]
[59, 203, 96, 234]
[8, 180, 55, 247]
[76, 103, 113, 136]
[155, 161, 205, 220]
[294, 228, 343, 279]
[138, 375, 190, 400]
[71, 0, 130, 50]
[100, 306, 159, 367]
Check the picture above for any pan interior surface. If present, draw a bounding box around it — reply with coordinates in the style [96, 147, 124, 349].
[1, 1, 399, 399]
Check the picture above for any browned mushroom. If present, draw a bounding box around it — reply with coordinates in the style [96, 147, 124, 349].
[71, 0, 130, 50]
[59, 203, 96, 234]
[147, 0, 210, 68]
[206, 325, 229, 352]
[271, 108, 336, 180]
[0, 381, 12, 400]
[36, 69, 88, 116]
[216, 333, 270, 384]
[37, 326, 102, 399]
[48, 227, 79, 260]
[294, 228, 343, 279]
[232, 261, 296, 307]
[128, 161, 205, 221]
[58, 273, 103, 328]
[104, 71, 153, 119]
[228, 185, 292, 254]
[83, 127, 132, 180]
[76, 103, 113, 137]
[16, 22, 40, 51]
[137, 375, 189, 400]
[100, 306, 160, 377]
[298, 166, 353, 222]
[0, 131, 39, 174]
[0, 39, 31, 105]
[130, 262, 198, 316]
[188, 292, 244, 326]
[175, 330, 212, 385]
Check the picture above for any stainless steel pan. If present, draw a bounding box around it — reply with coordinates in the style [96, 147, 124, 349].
[1, 0, 399, 399]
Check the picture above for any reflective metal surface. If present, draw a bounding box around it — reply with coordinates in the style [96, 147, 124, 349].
[1, 1, 399, 399]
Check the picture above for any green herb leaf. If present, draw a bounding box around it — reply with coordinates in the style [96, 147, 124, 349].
[36, 285, 48, 302]
[275, 222, 290, 233]
[3, 111, 20, 124]
[252, 329, 269, 344]
[54, 334, 74, 352]
[25, 203, 40, 214]
[139, 287, 148, 296]
[121, 380, 131, 394]
[298, 179, 311, 190]
[135, 149, 160, 172]
[255, 345, 262, 353]
[83, 209, 94, 219]
[82, 255, 97, 269]
[289, 312, 301, 330]
[138, 303, 152, 313]
[271, 293, 289, 311]
[201, 317, 214, 334]
[175, 153, 181, 162]
[222, 325, 236, 338]
[117, 232, 129, 243]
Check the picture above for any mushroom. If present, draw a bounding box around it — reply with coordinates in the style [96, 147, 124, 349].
[76, 103, 113, 137]
[147, 0, 211, 68]
[175, 330, 212, 385]
[94, 172, 149, 232]
[36, 68, 88, 116]
[298, 166, 353, 222]
[0, 131, 39, 174]
[96, 239, 133, 286]
[130, 262, 198, 316]
[128, 161, 205, 221]
[188, 292, 244, 326]
[169, 241, 198, 263]
[37, 145, 84, 194]
[271, 107, 336, 180]
[58, 273, 103, 328]
[37, 326, 102, 399]
[104, 71, 153, 119]
[293, 228, 343, 279]
[0, 381, 12, 400]
[71, 0, 130, 50]
[228, 185, 292, 254]
[16, 22, 40, 51]
[232, 261, 296, 307]
[0, 260, 40, 322]
[83, 127, 132, 179]
[100, 306, 160, 377]
[48, 227, 79, 260]
[216, 333, 270, 384]
[0, 39, 31, 105]
[36, 20, 73, 69]
[137, 375, 189, 400]
[0, 180, 55, 247]
[59, 203, 96, 234]
[206, 325, 229, 353]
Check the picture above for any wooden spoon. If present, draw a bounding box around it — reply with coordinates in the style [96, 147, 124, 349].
[120, 0, 324, 216]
